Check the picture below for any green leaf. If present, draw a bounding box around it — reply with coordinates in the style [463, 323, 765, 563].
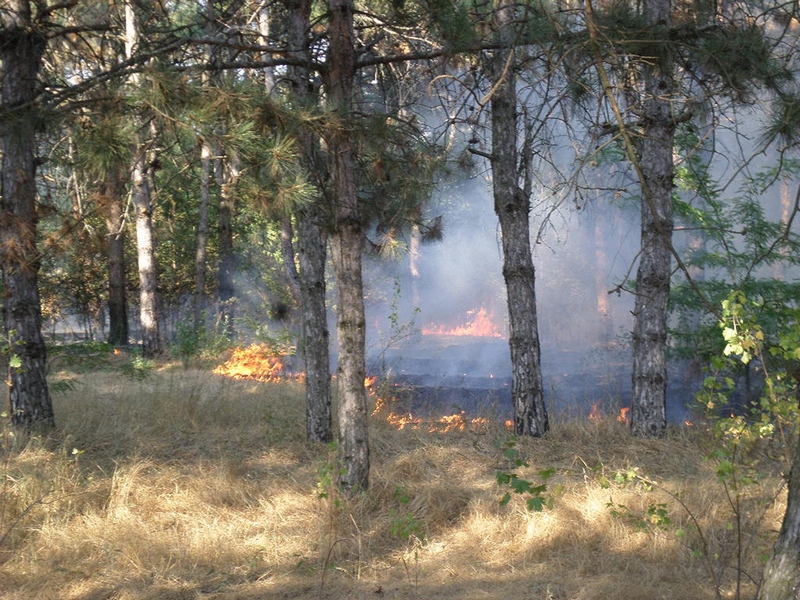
[511, 478, 533, 495]
[527, 497, 546, 512]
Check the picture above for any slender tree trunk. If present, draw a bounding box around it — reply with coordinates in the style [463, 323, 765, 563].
[194, 139, 212, 333]
[258, 2, 276, 93]
[298, 211, 332, 442]
[217, 159, 238, 338]
[488, 2, 548, 437]
[326, 0, 369, 492]
[102, 171, 129, 346]
[284, 0, 333, 443]
[132, 149, 162, 357]
[592, 212, 613, 344]
[630, 0, 674, 437]
[0, 1, 53, 429]
[758, 438, 800, 600]
[281, 216, 301, 303]
[126, 0, 162, 358]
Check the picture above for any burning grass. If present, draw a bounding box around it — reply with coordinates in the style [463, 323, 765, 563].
[0, 363, 787, 599]
[213, 343, 299, 383]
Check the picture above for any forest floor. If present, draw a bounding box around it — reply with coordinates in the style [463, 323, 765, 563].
[0, 348, 789, 599]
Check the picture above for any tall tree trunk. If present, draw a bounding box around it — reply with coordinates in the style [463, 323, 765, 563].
[284, 0, 333, 443]
[258, 1, 276, 93]
[102, 171, 129, 346]
[126, 0, 162, 358]
[326, 0, 369, 492]
[630, 0, 674, 437]
[593, 214, 613, 344]
[281, 216, 301, 303]
[194, 139, 212, 334]
[217, 159, 238, 338]
[758, 438, 800, 600]
[488, 2, 548, 437]
[132, 149, 162, 357]
[297, 211, 332, 442]
[0, 1, 54, 429]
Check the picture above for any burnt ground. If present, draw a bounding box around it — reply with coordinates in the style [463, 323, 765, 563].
[370, 335, 697, 422]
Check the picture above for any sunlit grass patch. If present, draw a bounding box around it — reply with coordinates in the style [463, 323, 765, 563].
[0, 366, 787, 599]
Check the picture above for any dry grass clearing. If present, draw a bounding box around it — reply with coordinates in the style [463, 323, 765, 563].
[0, 361, 788, 599]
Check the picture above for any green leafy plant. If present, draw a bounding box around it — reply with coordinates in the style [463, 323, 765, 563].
[685, 290, 799, 599]
[117, 355, 156, 382]
[607, 499, 672, 532]
[47, 341, 113, 374]
[389, 486, 425, 540]
[495, 436, 556, 512]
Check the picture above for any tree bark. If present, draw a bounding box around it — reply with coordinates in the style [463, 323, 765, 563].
[131, 149, 162, 357]
[758, 438, 800, 600]
[326, 0, 369, 492]
[126, 0, 162, 358]
[284, 0, 333, 443]
[102, 171, 129, 346]
[0, 1, 54, 429]
[217, 159, 238, 339]
[297, 210, 332, 443]
[194, 139, 212, 334]
[630, 0, 674, 437]
[488, 2, 548, 437]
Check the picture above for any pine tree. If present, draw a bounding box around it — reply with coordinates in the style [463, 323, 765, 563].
[0, 0, 54, 429]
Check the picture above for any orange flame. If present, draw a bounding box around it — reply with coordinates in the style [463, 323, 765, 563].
[429, 412, 489, 433]
[383, 410, 489, 433]
[386, 411, 423, 430]
[213, 343, 288, 382]
[589, 403, 603, 422]
[422, 306, 504, 338]
[617, 407, 630, 423]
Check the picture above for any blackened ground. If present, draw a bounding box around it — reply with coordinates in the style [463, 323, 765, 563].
[370, 335, 697, 422]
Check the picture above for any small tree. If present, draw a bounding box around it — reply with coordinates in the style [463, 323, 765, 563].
[698, 291, 800, 599]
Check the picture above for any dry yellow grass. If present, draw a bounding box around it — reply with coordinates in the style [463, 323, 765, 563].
[0, 363, 787, 600]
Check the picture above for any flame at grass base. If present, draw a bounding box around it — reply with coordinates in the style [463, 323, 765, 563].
[213, 343, 296, 383]
[385, 410, 492, 433]
[589, 402, 631, 424]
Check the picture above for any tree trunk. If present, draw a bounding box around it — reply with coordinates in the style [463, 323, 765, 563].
[488, 2, 548, 437]
[126, 0, 162, 358]
[194, 139, 212, 334]
[326, 0, 369, 492]
[758, 438, 800, 600]
[630, 0, 674, 437]
[217, 159, 238, 339]
[102, 171, 129, 346]
[297, 210, 332, 443]
[593, 214, 613, 344]
[0, 1, 54, 429]
[284, 0, 333, 444]
[132, 150, 162, 357]
[281, 216, 301, 303]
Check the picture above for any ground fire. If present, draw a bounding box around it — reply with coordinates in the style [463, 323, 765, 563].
[213, 343, 295, 382]
[368, 376, 498, 433]
[589, 402, 631, 424]
[421, 306, 505, 338]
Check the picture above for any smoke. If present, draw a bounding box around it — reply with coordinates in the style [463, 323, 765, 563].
[363, 174, 645, 419]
